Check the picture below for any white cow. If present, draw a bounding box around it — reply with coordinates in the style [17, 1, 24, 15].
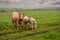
[29, 17, 37, 30]
[12, 12, 19, 27]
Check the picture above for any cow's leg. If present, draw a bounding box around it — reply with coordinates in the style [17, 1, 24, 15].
[24, 22, 29, 30]
[23, 23, 26, 30]
[33, 24, 37, 30]
[30, 23, 34, 30]
[35, 22, 37, 30]
[12, 19, 16, 28]
[16, 20, 19, 28]
[25, 24, 28, 30]
[18, 22, 23, 31]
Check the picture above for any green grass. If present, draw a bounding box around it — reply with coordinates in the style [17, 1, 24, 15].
[0, 10, 60, 40]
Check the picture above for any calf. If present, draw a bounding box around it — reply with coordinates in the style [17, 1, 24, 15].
[23, 16, 29, 29]
[29, 17, 37, 30]
[23, 16, 37, 30]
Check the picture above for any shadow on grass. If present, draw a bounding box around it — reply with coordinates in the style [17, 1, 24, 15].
[10, 30, 49, 40]
[39, 23, 60, 27]
[0, 31, 19, 36]
[0, 27, 49, 38]
[47, 23, 60, 26]
[53, 28, 60, 32]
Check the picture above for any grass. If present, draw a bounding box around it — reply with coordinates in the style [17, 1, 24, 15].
[0, 10, 60, 40]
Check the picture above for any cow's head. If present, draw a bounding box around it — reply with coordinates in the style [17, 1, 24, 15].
[19, 13, 24, 20]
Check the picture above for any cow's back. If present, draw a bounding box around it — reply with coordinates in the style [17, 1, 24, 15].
[12, 12, 19, 22]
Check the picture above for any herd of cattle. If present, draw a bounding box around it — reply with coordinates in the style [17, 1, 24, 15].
[12, 12, 37, 31]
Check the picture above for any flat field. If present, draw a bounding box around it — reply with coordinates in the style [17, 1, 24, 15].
[0, 10, 60, 40]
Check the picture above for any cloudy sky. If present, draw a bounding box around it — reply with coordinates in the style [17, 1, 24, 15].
[0, 0, 60, 9]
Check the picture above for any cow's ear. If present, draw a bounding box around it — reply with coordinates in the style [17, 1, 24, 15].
[19, 13, 21, 15]
[23, 14, 24, 15]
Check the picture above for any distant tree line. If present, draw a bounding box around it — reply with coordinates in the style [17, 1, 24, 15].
[0, 8, 60, 12]
[0, 8, 23, 12]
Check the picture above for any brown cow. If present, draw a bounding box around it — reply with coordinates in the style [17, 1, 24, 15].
[12, 12, 24, 28]
[18, 13, 24, 24]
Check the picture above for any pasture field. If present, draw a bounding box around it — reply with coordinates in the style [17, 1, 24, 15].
[0, 10, 60, 40]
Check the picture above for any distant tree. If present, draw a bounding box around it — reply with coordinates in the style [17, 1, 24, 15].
[1, 10, 6, 12]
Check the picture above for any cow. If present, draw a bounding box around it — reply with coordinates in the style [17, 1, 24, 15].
[18, 13, 24, 31]
[23, 16, 29, 30]
[18, 13, 24, 24]
[23, 16, 37, 30]
[12, 12, 24, 27]
[12, 12, 19, 27]
[29, 17, 37, 30]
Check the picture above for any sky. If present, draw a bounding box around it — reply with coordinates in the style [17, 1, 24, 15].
[0, 0, 60, 9]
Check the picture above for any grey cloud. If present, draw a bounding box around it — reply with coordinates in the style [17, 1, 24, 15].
[0, 0, 60, 9]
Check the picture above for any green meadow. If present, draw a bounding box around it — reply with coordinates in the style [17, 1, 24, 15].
[0, 10, 60, 40]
